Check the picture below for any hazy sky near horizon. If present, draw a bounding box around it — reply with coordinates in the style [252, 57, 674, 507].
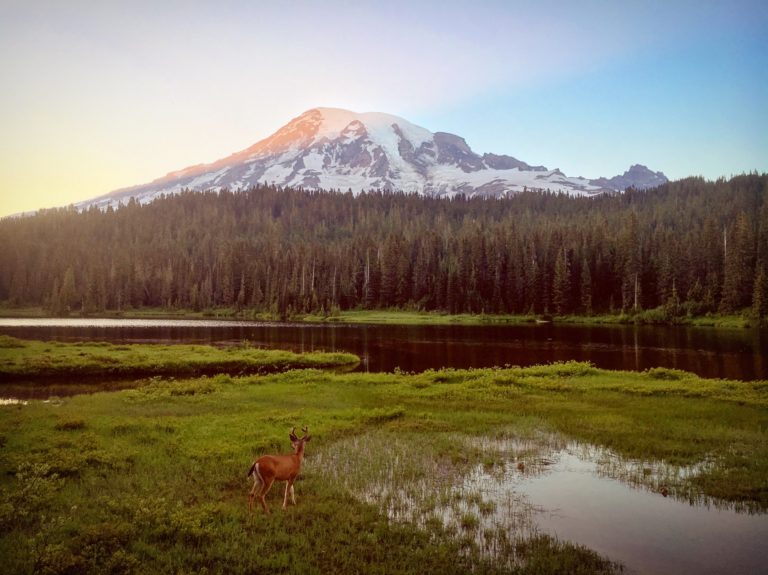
[1, 0, 766, 216]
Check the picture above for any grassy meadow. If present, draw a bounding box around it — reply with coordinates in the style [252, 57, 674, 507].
[1, 338, 767, 573]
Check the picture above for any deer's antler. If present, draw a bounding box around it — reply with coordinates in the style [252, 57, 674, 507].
[301, 426, 309, 439]
[289, 427, 298, 441]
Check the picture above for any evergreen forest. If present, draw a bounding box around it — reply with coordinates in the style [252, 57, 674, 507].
[1, 174, 767, 321]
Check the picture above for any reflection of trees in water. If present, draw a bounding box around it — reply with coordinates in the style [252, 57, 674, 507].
[0, 320, 765, 380]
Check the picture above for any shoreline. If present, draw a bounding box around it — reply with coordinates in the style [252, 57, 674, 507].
[0, 306, 756, 329]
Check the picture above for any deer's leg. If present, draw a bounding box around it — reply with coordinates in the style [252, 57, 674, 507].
[259, 476, 275, 514]
[248, 471, 261, 511]
[248, 481, 258, 511]
[283, 480, 292, 508]
[290, 483, 296, 505]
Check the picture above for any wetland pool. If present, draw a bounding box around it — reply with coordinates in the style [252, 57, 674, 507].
[484, 446, 767, 574]
[317, 434, 768, 575]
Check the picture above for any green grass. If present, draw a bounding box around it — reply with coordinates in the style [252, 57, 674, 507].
[687, 314, 754, 328]
[0, 306, 50, 318]
[317, 309, 756, 328]
[300, 309, 539, 325]
[0, 336, 359, 379]
[1, 350, 766, 573]
[0, 304, 758, 327]
[555, 311, 753, 328]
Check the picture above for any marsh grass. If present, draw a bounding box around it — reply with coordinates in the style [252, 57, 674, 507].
[312, 430, 620, 572]
[0, 336, 359, 380]
[313, 431, 467, 525]
[0, 355, 766, 573]
[314, 427, 757, 571]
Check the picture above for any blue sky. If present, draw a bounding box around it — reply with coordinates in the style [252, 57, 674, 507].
[0, 0, 766, 215]
[427, 25, 768, 179]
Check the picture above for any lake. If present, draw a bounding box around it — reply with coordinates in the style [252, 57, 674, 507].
[0, 317, 766, 380]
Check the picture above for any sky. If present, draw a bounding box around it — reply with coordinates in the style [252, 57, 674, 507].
[0, 0, 766, 216]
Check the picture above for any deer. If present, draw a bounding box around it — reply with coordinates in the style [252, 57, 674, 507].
[247, 426, 312, 514]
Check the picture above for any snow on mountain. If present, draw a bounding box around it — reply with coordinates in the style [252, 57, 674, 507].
[79, 107, 667, 210]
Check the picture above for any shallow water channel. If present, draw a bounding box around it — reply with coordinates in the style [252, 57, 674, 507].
[315, 433, 768, 575]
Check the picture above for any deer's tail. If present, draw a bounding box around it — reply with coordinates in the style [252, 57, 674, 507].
[247, 461, 257, 479]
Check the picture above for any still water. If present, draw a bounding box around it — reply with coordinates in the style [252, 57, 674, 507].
[318, 433, 768, 575]
[465, 441, 768, 575]
[0, 317, 765, 380]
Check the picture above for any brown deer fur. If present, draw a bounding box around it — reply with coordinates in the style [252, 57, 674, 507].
[247, 427, 311, 513]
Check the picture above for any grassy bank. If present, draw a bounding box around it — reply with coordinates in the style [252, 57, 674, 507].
[1, 354, 766, 573]
[0, 306, 539, 324]
[0, 304, 757, 328]
[0, 336, 359, 379]
[306, 309, 755, 327]
[555, 311, 753, 329]
[301, 309, 539, 325]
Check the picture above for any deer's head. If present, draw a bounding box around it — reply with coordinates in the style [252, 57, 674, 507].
[289, 426, 311, 453]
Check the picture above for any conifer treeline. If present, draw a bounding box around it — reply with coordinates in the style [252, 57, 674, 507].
[1, 174, 767, 319]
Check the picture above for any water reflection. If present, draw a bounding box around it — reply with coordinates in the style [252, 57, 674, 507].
[317, 432, 768, 575]
[0, 318, 766, 380]
[0, 378, 140, 400]
[514, 448, 768, 575]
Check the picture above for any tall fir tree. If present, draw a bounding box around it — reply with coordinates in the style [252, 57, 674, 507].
[552, 248, 571, 315]
[580, 257, 593, 315]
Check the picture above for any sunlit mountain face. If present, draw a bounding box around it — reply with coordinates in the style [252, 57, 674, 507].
[79, 107, 667, 210]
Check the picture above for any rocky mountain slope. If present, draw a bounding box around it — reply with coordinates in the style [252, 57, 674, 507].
[81, 107, 667, 209]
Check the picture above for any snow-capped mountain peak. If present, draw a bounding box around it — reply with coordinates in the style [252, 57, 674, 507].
[79, 108, 668, 210]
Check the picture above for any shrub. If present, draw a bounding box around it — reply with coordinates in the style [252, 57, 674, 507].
[459, 512, 480, 531]
[0, 462, 63, 529]
[55, 419, 86, 431]
[364, 406, 406, 424]
[0, 335, 24, 348]
[645, 367, 693, 381]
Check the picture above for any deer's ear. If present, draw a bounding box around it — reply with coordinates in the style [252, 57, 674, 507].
[304, 435, 312, 442]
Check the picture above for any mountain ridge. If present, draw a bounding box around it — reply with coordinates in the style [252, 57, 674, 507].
[80, 107, 668, 210]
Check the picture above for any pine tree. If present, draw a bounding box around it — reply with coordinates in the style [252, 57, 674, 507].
[160, 264, 174, 308]
[580, 257, 593, 315]
[236, 273, 246, 311]
[0, 176, 766, 318]
[48, 278, 65, 316]
[753, 199, 768, 321]
[59, 267, 77, 313]
[220, 269, 234, 307]
[664, 279, 681, 319]
[753, 268, 768, 320]
[552, 248, 570, 315]
[379, 235, 400, 307]
[189, 284, 200, 312]
[721, 212, 756, 312]
[620, 212, 641, 312]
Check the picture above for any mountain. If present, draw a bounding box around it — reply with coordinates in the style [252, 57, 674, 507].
[80, 107, 667, 209]
[589, 164, 669, 191]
